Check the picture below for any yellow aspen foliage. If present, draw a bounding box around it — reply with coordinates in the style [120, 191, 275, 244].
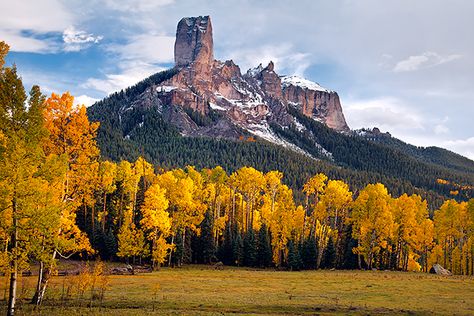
[351, 183, 394, 269]
[117, 210, 147, 259]
[232, 167, 265, 232]
[97, 161, 117, 229]
[433, 199, 469, 271]
[407, 254, 421, 272]
[269, 184, 295, 266]
[303, 173, 328, 208]
[319, 180, 352, 230]
[303, 173, 329, 246]
[260, 171, 284, 226]
[152, 236, 172, 266]
[417, 218, 435, 272]
[133, 157, 155, 211]
[314, 220, 333, 268]
[292, 205, 306, 243]
[140, 183, 172, 267]
[140, 184, 171, 240]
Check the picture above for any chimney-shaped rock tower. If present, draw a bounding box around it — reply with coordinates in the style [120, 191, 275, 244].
[174, 16, 214, 67]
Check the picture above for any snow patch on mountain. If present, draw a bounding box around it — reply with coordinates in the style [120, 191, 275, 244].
[281, 75, 332, 93]
[209, 102, 226, 111]
[244, 121, 315, 159]
[293, 117, 306, 132]
[156, 86, 177, 93]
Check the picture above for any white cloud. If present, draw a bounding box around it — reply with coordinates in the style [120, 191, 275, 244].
[109, 34, 174, 64]
[223, 43, 312, 76]
[0, 0, 73, 53]
[434, 124, 449, 135]
[104, 0, 174, 12]
[344, 97, 473, 160]
[0, 0, 73, 33]
[442, 137, 474, 160]
[82, 34, 174, 95]
[63, 27, 103, 52]
[82, 61, 166, 95]
[344, 97, 424, 131]
[0, 30, 58, 53]
[393, 51, 462, 73]
[74, 94, 100, 107]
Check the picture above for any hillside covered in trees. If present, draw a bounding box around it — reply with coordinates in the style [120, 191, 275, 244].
[87, 69, 474, 210]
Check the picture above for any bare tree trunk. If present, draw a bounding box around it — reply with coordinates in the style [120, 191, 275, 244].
[168, 234, 175, 267]
[7, 199, 18, 316]
[31, 261, 44, 306]
[32, 250, 57, 306]
[357, 240, 362, 270]
[102, 191, 107, 231]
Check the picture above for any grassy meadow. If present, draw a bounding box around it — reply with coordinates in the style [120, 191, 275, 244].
[0, 265, 473, 315]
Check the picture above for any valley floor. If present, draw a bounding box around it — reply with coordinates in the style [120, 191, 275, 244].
[1, 265, 473, 315]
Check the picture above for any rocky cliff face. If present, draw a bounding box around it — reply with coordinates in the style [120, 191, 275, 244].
[174, 16, 214, 67]
[120, 15, 350, 155]
[282, 76, 349, 131]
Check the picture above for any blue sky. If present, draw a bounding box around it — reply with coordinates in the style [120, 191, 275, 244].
[1, 0, 473, 159]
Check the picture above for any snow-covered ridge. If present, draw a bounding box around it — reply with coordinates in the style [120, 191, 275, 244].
[281, 75, 332, 93]
[156, 86, 177, 93]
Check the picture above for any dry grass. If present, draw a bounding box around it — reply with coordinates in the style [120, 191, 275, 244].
[0, 264, 473, 315]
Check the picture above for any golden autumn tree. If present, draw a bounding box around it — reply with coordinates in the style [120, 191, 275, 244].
[140, 183, 171, 269]
[434, 199, 469, 273]
[351, 183, 394, 269]
[417, 218, 435, 272]
[32, 92, 99, 305]
[391, 194, 432, 271]
[115, 160, 141, 227]
[97, 160, 117, 231]
[117, 210, 147, 262]
[156, 169, 206, 265]
[467, 199, 474, 275]
[303, 173, 328, 238]
[132, 157, 155, 216]
[231, 167, 265, 232]
[0, 41, 67, 314]
[269, 184, 295, 266]
[202, 166, 228, 246]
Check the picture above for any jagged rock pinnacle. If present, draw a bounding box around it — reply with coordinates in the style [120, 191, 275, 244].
[174, 15, 214, 67]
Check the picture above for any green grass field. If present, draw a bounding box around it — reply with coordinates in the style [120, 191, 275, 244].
[1, 265, 473, 315]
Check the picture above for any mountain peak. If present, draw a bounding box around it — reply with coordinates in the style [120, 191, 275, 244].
[174, 15, 214, 67]
[102, 16, 350, 155]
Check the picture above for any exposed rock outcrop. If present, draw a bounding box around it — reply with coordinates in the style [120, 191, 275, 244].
[124, 15, 350, 150]
[174, 16, 214, 67]
[282, 76, 349, 131]
[429, 264, 452, 276]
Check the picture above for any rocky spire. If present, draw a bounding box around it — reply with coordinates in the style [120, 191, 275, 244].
[174, 16, 214, 67]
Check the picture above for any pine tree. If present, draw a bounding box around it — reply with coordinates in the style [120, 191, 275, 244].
[287, 240, 302, 271]
[232, 229, 244, 266]
[201, 210, 216, 264]
[243, 229, 258, 267]
[173, 229, 184, 266]
[340, 225, 359, 269]
[217, 223, 233, 265]
[321, 236, 336, 269]
[257, 224, 273, 268]
[301, 236, 318, 269]
[104, 228, 118, 260]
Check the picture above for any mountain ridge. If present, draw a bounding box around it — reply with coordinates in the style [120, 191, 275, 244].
[87, 15, 473, 208]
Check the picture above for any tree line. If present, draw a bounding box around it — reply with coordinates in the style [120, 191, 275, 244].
[1, 41, 473, 315]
